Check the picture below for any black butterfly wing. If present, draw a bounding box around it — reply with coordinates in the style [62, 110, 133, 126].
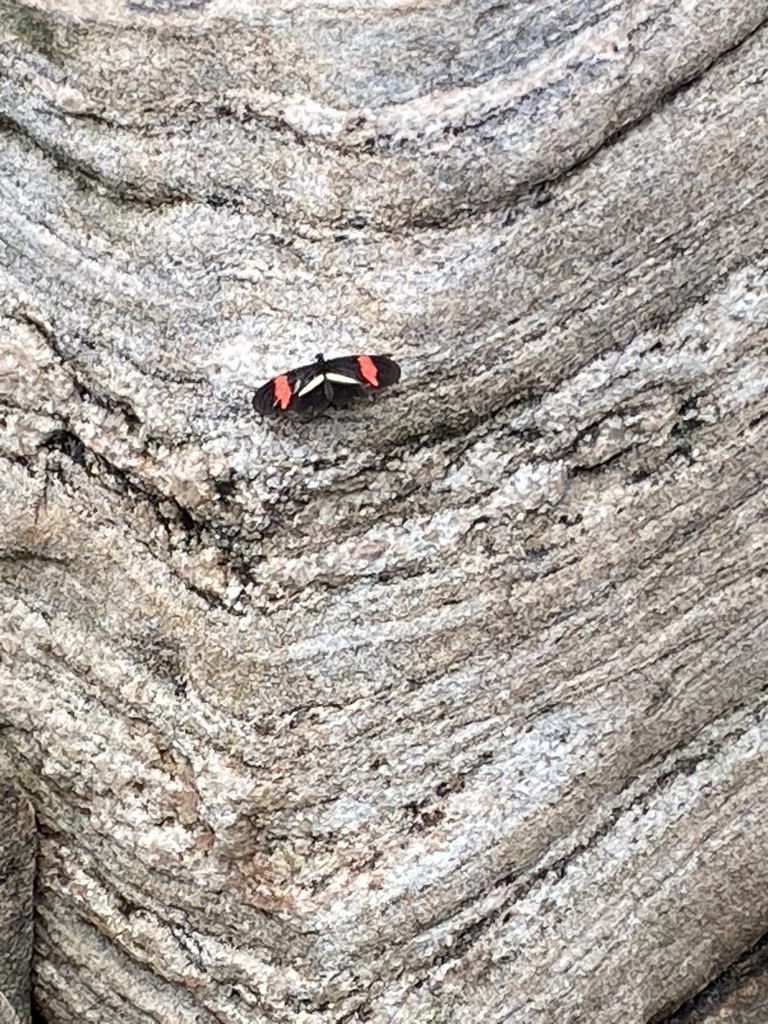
[252, 378, 283, 417]
[366, 355, 401, 388]
[252, 358, 327, 417]
[322, 355, 401, 405]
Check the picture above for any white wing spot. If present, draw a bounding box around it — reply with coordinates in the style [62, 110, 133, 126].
[297, 374, 325, 397]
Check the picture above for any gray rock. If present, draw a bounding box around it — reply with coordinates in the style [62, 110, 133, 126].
[0, 780, 34, 1024]
[1, 0, 767, 1021]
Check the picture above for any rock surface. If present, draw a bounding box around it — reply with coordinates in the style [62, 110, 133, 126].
[1, 1, 767, 1022]
[0, 780, 34, 1024]
[665, 941, 768, 1024]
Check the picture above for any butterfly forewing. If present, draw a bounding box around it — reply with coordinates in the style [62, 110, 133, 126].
[252, 357, 322, 417]
[252, 379, 282, 417]
[367, 355, 401, 388]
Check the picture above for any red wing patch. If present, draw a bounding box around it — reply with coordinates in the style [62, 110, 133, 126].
[355, 355, 379, 388]
[273, 375, 292, 410]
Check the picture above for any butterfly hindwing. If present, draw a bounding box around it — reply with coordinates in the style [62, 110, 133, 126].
[253, 353, 401, 418]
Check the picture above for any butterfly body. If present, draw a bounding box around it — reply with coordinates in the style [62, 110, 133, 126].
[253, 352, 400, 418]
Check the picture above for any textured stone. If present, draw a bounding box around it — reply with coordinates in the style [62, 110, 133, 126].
[0, 0, 767, 1022]
[663, 942, 768, 1024]
[0, 780, 34, 1024]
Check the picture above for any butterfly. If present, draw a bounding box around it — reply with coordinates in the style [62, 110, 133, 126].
[253, 352, 401, 418]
